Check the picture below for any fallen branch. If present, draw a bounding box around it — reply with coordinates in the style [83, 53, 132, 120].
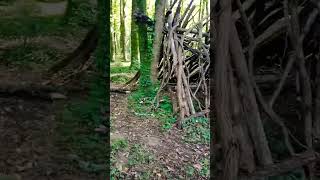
[243, 151, 319, 178]
[0, 82, 67, 100]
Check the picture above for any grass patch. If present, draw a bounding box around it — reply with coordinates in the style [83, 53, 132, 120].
[111, 64, 137, 74]
[110, 74, 133, 83]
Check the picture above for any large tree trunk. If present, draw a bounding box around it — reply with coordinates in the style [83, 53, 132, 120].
[137, 0, 151, 87]
[151, 0, 166, 84]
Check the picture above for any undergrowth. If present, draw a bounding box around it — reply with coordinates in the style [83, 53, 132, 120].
[0, 43, 62, 70]
[111, 140, 155, 180]
[0, 0, 95, 38]
[128, 86, 177, 130]
[182, 117, 210, 144]
[54, 73, 107, 180]
[128, 86, 210, 144]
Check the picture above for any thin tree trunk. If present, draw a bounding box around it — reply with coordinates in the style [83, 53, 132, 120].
[120, 0, 127, 61]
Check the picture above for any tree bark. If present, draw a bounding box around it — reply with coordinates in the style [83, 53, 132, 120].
[130, 0, 140, 68]
[214, 0, 241, 179]
[229, 21, 273, 166]
[137, 0, 151, 87]
[151, 0, 166, 84]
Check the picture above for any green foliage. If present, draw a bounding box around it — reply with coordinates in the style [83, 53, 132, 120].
[199, 158, 209, 177]
[67, 0, 96, 27]
[186, 165, 195, 177]
[184, 159, 209, 178]
[0, 44, 61, 70]
[0, 0, 95, 38]
[128, 86, 177, 130]
[110, 75, 131, 83]
[128, 144, 154, 166]
[56, 102, 107, 165]
[111, 64, 137, 74]
[111, 143, 154, 179]
[110, 138, 128, 179]
[0, 0, 16, 5]
[182, 117, 210, 144]
[111, 139, 128, 153]
[0, 16, 63, 37]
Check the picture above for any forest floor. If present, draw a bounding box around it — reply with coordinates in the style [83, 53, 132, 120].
[0, 0, 106, 179]
[110, 69, 210, 179]
[0, 69, 104, 180]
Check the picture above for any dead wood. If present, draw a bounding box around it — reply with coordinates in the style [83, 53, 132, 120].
[123, 70, 140, 87]
[244, 151, 320, 178]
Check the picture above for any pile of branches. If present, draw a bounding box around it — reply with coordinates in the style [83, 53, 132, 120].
[156, 0, 210, 127]
[212, 0, 320, 179]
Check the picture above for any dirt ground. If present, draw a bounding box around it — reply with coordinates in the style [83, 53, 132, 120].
[111, 92, 209, 179]
[0, 69, 104, 180]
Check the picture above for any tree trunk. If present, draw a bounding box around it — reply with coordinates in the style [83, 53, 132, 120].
[130, 0, 140, 69]
[120, 0, 127, 61]
[151, 0, 166, 84]
[137, 0, 150, 87]
[213, 0, 241, 179]
[113, 16, 118, 58]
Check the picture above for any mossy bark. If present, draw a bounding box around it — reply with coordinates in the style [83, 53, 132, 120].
[130, 0, 140, 69]
[137, 0, 151, 88]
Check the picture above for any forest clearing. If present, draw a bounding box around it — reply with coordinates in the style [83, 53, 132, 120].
[110, 0, 210, 179]
[0, 0, 107, 179]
